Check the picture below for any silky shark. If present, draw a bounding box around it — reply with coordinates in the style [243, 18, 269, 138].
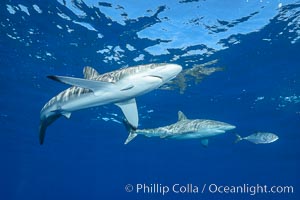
[39, 63, 182, 144]
[124, 111, 236, 146]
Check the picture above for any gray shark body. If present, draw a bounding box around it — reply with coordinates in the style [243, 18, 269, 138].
[124, 111, 236, 146]
[39, 63, 182, 144]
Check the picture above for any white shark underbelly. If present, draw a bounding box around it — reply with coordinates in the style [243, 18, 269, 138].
[167, 129, 226, 139]
[58, 93, 115, 112]
[41, 74, 163, 114]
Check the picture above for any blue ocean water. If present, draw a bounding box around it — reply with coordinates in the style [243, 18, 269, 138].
[1, 0, 299, 199]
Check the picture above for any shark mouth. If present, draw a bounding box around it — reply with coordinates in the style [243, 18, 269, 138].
[145, 75, 163, 80]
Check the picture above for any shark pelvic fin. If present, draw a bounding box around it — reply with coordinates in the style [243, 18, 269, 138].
[83, 66, 100, 79]
[123, 119, 138, 144]
[178, 111, 187, 121]
[47, 75, 115, 96]
[62, 112, 71, 119]
[115, 98, 139, 128]
[201, 139, 209, 147]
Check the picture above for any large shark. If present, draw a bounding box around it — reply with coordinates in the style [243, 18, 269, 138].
[39, 63, 182, 144]
[124, 111, 236, 146]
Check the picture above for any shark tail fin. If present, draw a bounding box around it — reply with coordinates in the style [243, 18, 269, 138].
[39, 121, 47, 145]
[235, 134, 243, 144]
[123, 119, 138, 145]
[39, 114, 61, 145]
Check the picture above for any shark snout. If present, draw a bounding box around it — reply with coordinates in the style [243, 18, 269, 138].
[224, 124, 236, 131]
[166, 64, 182, 73]
[154, 64, 182, 82]
[165, 64, 182, 77]
[215, 122, 236, 132]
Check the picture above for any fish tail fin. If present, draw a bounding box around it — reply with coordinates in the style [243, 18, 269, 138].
[235, 134, 243, 144]
[123, 119, 138, 144]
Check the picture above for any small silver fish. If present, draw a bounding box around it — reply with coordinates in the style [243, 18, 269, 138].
[235, 132, 279, 144]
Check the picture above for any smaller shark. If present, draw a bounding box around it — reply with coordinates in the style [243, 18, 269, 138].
[124, 111, 236, 146]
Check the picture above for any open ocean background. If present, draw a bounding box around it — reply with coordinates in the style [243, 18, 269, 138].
[1, 0, 299, 199]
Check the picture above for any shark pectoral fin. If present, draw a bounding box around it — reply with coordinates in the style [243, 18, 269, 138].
[47, 75, 115, 95]
[201, 139, 209, 147]
[115, 98, 138, 128]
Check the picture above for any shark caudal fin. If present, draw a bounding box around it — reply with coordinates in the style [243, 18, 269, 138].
[123, 119, 138, 144]
[235, 134, 243, 144]
[39, 114, 61, 145]
[39, 121, 47, 145]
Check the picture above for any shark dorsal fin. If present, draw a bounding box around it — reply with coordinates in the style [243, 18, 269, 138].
[83, 66, 100, 79]
[178, 111, 187, 121]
